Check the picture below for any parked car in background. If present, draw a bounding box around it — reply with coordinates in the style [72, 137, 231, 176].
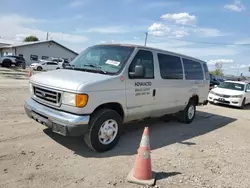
[30, 60, 61, 71]
[208, 81, 250, 108]
[51, 58, 70, 68]
[24, 43, 210, 152]
[0, 55, 26, 69]
[209, 73, 220, 90]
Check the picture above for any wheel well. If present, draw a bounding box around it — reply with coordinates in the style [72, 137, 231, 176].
[93, 103, 124, 120]
[3, 59, 11, 62]
[190, 94, 199, 106]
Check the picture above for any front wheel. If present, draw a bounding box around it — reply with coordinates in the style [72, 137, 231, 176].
[240, 98, 246, 109]
[37, 66, 43, 71]
[177, 100, 196, 124]
[84, 109, 122, 152]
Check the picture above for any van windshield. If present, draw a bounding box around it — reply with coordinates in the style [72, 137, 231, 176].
[69, 45, 135, 75]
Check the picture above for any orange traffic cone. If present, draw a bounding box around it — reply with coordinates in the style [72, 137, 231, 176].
[127, 127, 156, 186]
[28, 68, 32, 77]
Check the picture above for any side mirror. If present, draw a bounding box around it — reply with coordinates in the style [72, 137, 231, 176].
[129, 65, 144, 78]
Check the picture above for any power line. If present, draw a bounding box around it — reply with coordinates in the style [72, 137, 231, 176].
[147, 33, 250, 46]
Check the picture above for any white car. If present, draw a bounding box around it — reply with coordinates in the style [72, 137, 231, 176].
[30, 61, 61, 71]
[208, 81, 250, 108]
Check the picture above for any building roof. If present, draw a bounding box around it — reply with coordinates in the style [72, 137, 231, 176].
[0, 40, 78, 55]
[0, 39, 14, 45]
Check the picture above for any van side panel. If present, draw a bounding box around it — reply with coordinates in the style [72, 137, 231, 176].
[181, 58, 209, 104]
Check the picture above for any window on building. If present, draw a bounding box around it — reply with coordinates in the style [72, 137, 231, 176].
[183, 58, 204, 80]
[41, 56, 49, 60]
[30, 55, 38, 61]
[129, 50, 154, 79]
[157, 53, 183, 79]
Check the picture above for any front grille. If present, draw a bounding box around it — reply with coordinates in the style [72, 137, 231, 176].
[215, 93, 230, 98]
[33, 86, 61, 105]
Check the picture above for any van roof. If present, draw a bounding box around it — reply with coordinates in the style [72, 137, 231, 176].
[95, 43, 207, 64]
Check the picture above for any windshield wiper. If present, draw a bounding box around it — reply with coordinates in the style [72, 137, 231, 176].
[83, 64, 107, 74]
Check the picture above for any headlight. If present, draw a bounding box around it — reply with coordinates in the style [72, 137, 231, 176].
[231, 95, 243, 98]
[62, 92, 88, 108]
[29, 83, 33, 94]
[209, 90, 216, 95]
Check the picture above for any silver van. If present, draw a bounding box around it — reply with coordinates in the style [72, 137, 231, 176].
[24, 44, 210, 152]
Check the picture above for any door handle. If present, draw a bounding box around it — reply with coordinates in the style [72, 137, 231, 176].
[153, 89, 156, 97]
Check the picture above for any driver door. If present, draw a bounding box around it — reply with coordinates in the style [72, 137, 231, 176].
[125, 49, 155, 121]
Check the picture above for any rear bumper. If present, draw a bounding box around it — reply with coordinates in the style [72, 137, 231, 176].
[24, 98, 90, 136]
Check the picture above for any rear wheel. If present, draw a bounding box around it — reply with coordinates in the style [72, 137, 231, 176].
[177, 99, 196, 124]
[84, 109, 122, 152]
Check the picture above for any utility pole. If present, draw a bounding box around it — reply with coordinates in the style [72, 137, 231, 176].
[46, 32, 49, 40]
[144, 32, 148, 46]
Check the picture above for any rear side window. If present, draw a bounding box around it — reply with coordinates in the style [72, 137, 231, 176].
[183, 58, 204, 80]
[157, 53, 183, 79]
[202, 63, 209, 80]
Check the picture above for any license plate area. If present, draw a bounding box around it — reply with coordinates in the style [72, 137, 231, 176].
[52, 122, 67, 136]
[218, 98, 225, 102]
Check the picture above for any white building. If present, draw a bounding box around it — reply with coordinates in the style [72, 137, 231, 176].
[0, 40, 78, 65]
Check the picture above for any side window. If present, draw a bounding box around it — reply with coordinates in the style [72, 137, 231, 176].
[247, 84, 250, 91]
[183, 58, 204, 80]
[157, 53, 183, 79]
[47, 62, 58, 65]
[202, 63, 210, 80]
[129, 50, 154, 79]
[30, 55, 38, 61]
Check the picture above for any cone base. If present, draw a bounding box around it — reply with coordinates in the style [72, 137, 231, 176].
[127, 169, 156, 186]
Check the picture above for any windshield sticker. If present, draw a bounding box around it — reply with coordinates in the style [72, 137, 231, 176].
[105, 60, 120, 66]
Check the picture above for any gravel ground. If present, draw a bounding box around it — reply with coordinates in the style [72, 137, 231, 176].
[0, 68, 250, 188]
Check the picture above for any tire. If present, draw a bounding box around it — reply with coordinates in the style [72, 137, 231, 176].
[37, 66, 43, 71]
[240, 98, 246, 109]
[177, 99, 196, 124]
[84, 109, 122, 152]
[2, 59, 11, 68]
[56, 67, 60, 69]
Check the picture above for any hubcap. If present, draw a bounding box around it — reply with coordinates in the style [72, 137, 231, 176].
[188, 105, 195, 120]
[98, 119, 118, 145]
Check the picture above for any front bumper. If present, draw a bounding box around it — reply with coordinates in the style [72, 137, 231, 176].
[24, 98, 90, 136]
[207, 93, 243, 107]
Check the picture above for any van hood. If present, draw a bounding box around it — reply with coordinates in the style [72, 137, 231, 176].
[212, 87, 243, 95]
[30, 69, 112, 91]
